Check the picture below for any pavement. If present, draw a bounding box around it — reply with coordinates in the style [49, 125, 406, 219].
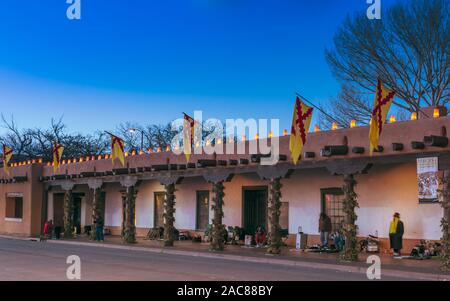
[0, 234, 449, 281]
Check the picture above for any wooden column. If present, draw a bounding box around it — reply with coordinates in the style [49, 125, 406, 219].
[341, 174, 359, 262]
[326, 162, 371, 262]
[211, 181, 226, 251]
[120, 191, 126, 238]
[441, 170, 450, 271]
[120, 176, 138, 244]
[88, 179, 103, 240]
[203, 170, 234, 251]
[157, 175, 181, 247]
[267, 177, 282, 254]
[256, 165, 291, 255]
[163, 183, 176, 247]
[61, 181, 75, 239]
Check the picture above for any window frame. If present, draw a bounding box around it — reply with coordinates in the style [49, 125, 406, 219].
[320, 188, 345, 233]
[5, 193, 24, 221]
[196, 190, 210, 231]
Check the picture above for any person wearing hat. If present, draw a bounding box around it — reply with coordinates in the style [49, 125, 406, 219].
[389, 212, 404, 257]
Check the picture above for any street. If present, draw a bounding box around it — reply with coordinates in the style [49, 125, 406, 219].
[0, 238, 413, 281]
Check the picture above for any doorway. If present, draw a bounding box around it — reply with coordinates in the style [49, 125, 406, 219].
[72, 193, 83, 234]
[52, 192, 83, 234]
[196, 190, 210, 230]
[154, 192, 165, 228]
[242, 187, 268, 235]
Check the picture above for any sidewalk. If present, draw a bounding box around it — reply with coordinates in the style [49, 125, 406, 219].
[1, 234, 448, 281]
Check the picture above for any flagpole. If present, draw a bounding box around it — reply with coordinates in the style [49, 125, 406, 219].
[295, 92, 342, 125]
[104, 130, 124, 140]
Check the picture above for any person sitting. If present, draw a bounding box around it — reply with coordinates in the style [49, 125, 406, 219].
[255, 226, 267, 247]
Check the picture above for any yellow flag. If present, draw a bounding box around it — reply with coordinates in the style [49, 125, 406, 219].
[183, 113, 196, 162]
[369, 79, 395, 154]
[53, 143, 64, 173]
[111, 134, 125, 166]
[289, 96, 313, 165]
[2, 145, 13, 175]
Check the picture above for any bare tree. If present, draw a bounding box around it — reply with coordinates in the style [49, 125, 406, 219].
[0, 114, 32, 158]
[324, 0, 449, 121]
[1, 116, 110, 161]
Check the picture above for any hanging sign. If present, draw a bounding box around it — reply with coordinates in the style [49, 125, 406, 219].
[417, 157, 439, 203]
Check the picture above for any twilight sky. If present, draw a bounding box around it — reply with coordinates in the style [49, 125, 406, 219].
[0, 0, 398, 135]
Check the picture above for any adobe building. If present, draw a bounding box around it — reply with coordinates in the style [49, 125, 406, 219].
[1, 107, 449, 252]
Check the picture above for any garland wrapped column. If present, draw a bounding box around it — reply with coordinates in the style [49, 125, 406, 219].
[123, 186, 138, 244]
[164, 183, 176, 247]
[340, 174, 359, 262]
[120, 191, 127, 239]
[63, 190, 74, 239]
[267, 178, 282, 254]
[88, 179, 104, 240]
[211, 181, 226, 251]
[119, 176, 138, 244]
[441, 171, 450, 271]
[90, 188, 101, 240]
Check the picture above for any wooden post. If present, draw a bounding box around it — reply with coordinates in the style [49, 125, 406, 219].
[164, 183, 176, 247]
[121, 191, 126, 239]
[441, 170, 450, 271]
[63, 189, 74, 239]
[267, 177, 282, 254]
[340, 174, 359, 262]
[120, 176, 138, 244]
[88, 179, 103, 240]
[211, 181, 226, 251]
[123, 185, 137, 244]
[61, 181, 75, 239]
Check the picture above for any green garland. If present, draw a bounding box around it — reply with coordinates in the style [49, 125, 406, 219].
[164, 183, 176, 247]
[267, 178, 282, 254]
[90, 189, 104, 240]
[211, 181, 226, 251]
[340, 174, 359, 262]
[63, 190, 74, 239]
[440, 172, 450, 272]
[121, 191, 126, 239]
[122, 187, 138, 244]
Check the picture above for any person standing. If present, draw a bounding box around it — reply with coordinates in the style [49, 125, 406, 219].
[94, 214, 104, 242]
[255, 226, 267, 248]
[42, 220, 50, 242]
[319, 213, 332, 248]
[389, 212, 404, 257]
[47, 219, 53, 240]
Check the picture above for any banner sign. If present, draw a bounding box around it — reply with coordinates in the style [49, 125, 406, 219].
[417, 157, 439, 203]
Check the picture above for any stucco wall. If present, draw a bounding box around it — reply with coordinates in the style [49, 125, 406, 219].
[0, 165, 43, 236]
[100, 162, 442, 241]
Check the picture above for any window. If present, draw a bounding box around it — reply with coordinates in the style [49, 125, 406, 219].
[6, 193, 23, 219]
[321, 188, 345, 233]
[196, 191, 209, 230]
[154, 192, 165, 228]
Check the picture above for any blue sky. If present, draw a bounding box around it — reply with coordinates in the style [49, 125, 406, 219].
[0, 0, 396, 135]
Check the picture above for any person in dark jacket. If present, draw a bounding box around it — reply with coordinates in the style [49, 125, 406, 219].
[94, 215, 104, 242]
[389, 212, 404, 256]
[319, 213, 332, 248]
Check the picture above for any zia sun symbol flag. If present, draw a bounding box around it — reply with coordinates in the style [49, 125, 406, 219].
[2, 145, 13, 175]
[369, 79, 395, 155]
[111, 134, 125, 166]
[183, 113, 196, 163]
[289, 96, 313, 165]
[53, 143, 64, 173]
